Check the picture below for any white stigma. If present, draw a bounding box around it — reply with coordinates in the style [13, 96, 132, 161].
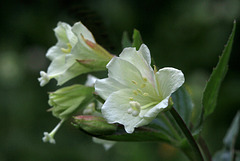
[42, 120, 64, 144]
[38, 71, 50, 87]
[127, 101, 141, 117]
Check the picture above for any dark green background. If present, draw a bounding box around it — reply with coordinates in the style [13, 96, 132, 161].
[0, 0, 239, 160]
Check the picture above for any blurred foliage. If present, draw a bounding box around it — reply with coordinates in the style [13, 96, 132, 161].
[0, 0, 239, 160]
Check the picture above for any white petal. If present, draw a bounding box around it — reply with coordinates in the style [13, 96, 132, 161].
[54, 22, 72, 44]
[143, 96, 170, 118]
[54, 22, 78, 47]
[155, 67, 185, 98]
[72, 22, 96, 43]
[85, 75, 99, 87]
[138, 44, 151, 66]
[119, 44, 154, 85]
[46, 55, 90, 85]
[46, 46, 63, 61]
[101, 89, 154, 133]
[95, 78, 127, 100]
[106, 57, 145, 88]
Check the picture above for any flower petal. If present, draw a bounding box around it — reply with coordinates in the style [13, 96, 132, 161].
[119, 44, 154, 85]
[46, 55, 90, 85]
[54, 22, 71, 44]
[72, 22, 96, 43]
[46, 46, 63, 61]
[54, 22, 78, 47]
[106, 57, 145, 89]
[143, 96, 170, 118]
[155, 67, 185, 98]
[85, 75, 99, 87]
[95, 78, 127, 100]
[101, 89, 155, 133]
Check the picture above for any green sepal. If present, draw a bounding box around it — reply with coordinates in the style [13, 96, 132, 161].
[132, 29, 143, 50]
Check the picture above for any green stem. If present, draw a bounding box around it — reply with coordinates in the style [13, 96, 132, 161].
[198, 136, 212, 161]
[160, 113, 182, 141]
[170, 107, 204, 161]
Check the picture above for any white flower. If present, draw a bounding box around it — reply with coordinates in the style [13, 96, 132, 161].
[38, 22, 112, 86]
[95, 44, 185, 133]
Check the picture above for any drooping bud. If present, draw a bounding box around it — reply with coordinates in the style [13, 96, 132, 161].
[48, 84, 94, 120]
[73, 115, 117, 135]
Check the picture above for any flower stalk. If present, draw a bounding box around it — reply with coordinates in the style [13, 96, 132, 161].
[169, 107, 204, 161]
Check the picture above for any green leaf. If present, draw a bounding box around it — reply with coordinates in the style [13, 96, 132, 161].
[172, 86, 194, 127]
[132, 29, 143, 50]
[213, 111, 240, 161]
[223, 111, 240, 149]
[202, 21, 236, 118]
[121, 31, 132, 49]
[93, 126, 174, 144]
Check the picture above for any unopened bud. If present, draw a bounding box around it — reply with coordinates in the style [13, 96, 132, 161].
[73, 115, 117, 135]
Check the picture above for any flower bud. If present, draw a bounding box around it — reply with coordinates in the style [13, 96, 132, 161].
[73, 115, 117, 135]
[48, 84, 94, 120]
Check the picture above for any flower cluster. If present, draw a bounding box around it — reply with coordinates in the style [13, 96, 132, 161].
[39, 21, 184, 145]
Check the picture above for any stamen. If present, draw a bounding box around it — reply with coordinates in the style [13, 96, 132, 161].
[154, 65, 158, 74]
[143, 77, 148, 82]
[141, 102, 158, 110]
[141, 84, 146, 88]
[143, 93, 149, 96]
[133, 90, 138, 95]
[137, 89, 143, 94]
[131, 80, 137, 85]
[61, 43, 72, 53]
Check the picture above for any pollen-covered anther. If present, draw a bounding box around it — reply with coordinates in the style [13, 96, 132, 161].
[143, 93, 149, 96]
[129, 97, 134, 101]
[133, 90, 138, 95]
[61, 43, 72, 53]
[143, 77, 148, 82]
[137, 89, 143, 94]
[131, 80, 137, 85]
[127, 101, 141, 117]
[141, 83, 146, 88]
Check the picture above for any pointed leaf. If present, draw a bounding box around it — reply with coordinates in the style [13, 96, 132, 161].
[202, 21, 236, 118]
[213, 111, 240, 161]
[223, 111, 240, 149]
[132, 29, 143, 50]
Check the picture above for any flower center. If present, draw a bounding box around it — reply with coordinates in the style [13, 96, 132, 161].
[61, 43, 72, 53]
[127, 101, 141, 117]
